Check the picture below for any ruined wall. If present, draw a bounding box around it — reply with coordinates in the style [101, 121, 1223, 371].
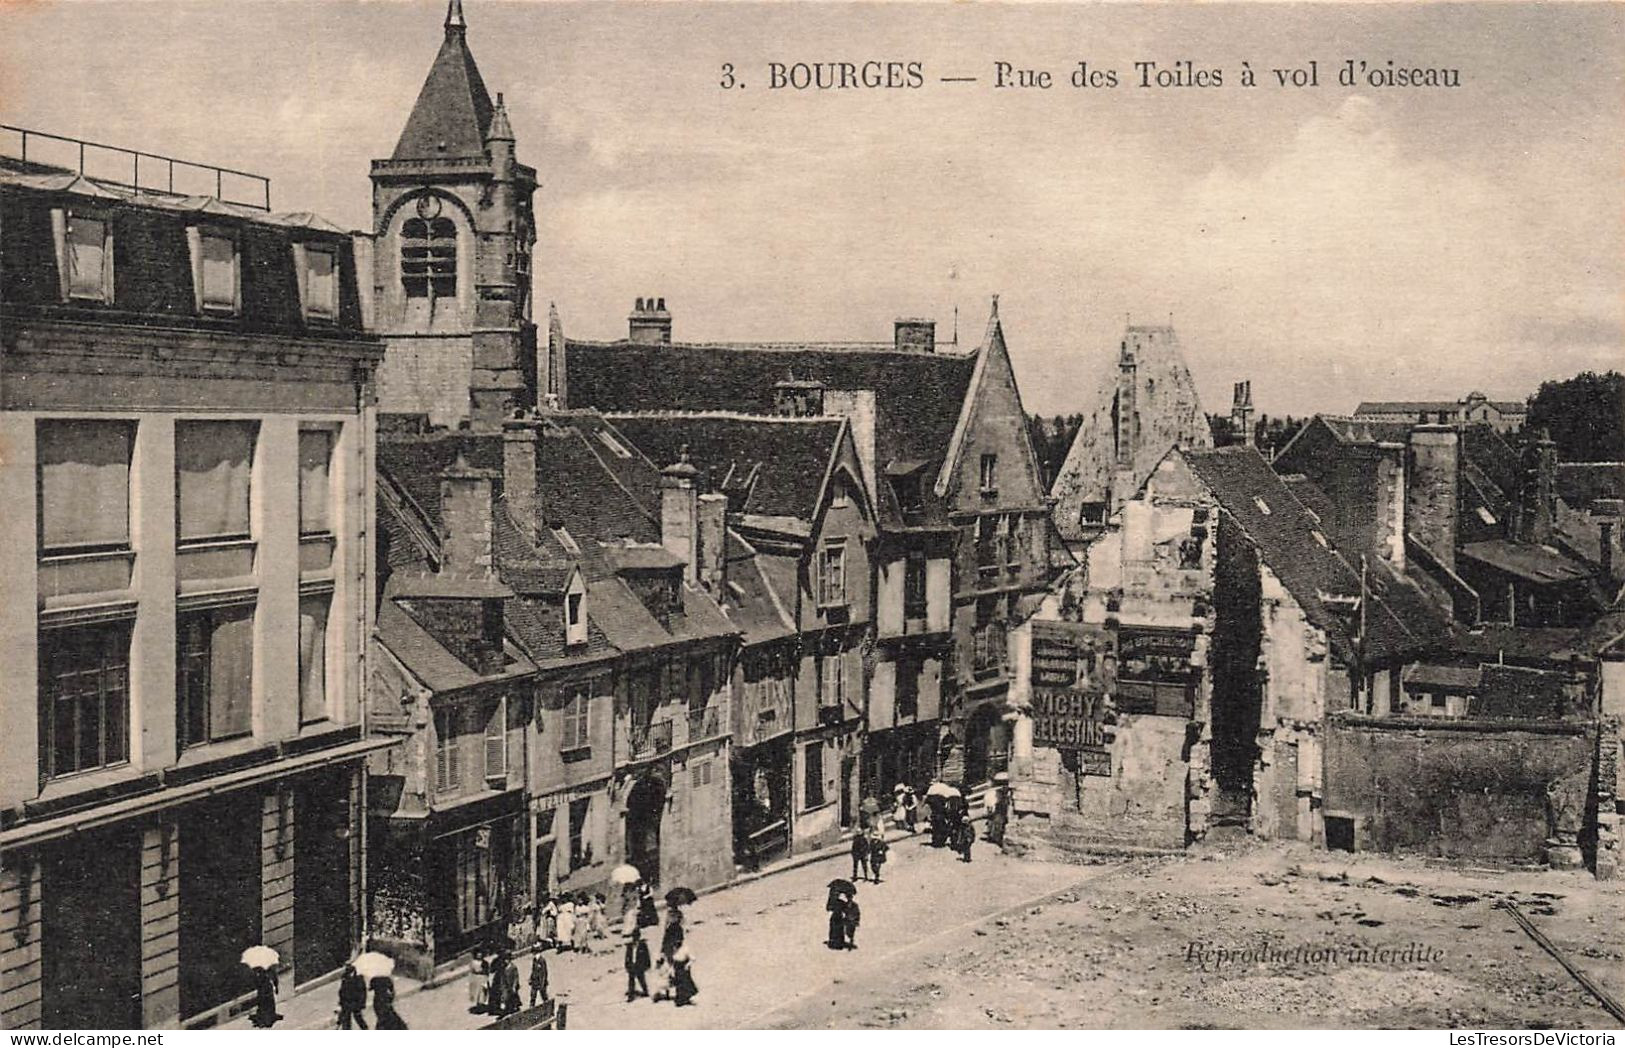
[1250, 563, 1332, 843]
[1323, 718, 1595, 862]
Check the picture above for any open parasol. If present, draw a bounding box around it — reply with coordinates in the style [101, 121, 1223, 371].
[610, 864, 642, 885]
[240, 945, 280, 970]
[860, 797, 882, 815]
[925, 781, 961, 799]
[826, 878, 857, 896]
[664, 886, 698, 909]
[351, 951, 395, 980]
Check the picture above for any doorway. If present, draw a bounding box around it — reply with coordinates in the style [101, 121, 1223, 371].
[293, 769, 354, 985]
[624, 775, 666, 887]
[41, 828, 142, 1029]
[179, 792, 262, 1019]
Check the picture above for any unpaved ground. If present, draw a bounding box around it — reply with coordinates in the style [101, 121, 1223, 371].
[775, 840, 1625, 1029]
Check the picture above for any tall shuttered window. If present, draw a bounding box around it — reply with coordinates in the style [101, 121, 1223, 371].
[176, 420, 257, 543]
[37, 419, 133, 553]
[177, 603, 255, 748]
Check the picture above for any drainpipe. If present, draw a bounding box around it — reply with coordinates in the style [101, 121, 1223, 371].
[355, 364, 376, 943]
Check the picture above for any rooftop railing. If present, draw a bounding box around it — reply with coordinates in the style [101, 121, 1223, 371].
[1, 124, 270, 211]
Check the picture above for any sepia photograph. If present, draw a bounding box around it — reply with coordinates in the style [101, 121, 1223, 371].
[0, 0, 1621, 1034]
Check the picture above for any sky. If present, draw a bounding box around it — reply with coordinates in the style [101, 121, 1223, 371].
[1, 0, 1620, 418]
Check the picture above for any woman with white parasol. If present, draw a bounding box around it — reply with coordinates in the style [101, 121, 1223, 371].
[239, 946, 281, 1028]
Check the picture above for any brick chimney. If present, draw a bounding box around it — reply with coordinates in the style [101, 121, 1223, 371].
[439, 453, 500, 578]
[662, 447, 700, 583]
[629, 297, 672, 345]
[1406, 425, 1458, 575]
[502, 420, 538, 539]
[894, 318, 935, 353]
[1231, 380, 1255, 448]
[1513, 430, 1558, 545]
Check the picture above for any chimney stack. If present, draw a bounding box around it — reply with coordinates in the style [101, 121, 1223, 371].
[439, 453, 500, 578]
[629, 296, 672, 345]
[894, 318, 936, 354]
[1514, 430, 1558, 545]
[1406, 425, 1459, 575]
[697, 493, 728, 595]
[502, 420, 538, 539]
[1231, 381, 1255, 448]
[661, 447, 700, 583]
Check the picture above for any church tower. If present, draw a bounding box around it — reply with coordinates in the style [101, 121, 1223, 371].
[371, 0, 537, 427]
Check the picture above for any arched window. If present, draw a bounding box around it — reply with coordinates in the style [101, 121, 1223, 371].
[401, 216, 457, 300]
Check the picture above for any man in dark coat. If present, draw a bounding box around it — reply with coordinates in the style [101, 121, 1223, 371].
[623, 911, 652, 1001]
[850, 831, 871, 882]
[868, 832, 889, 884]
[843, 894, 862, 949]
[336, 964, 369, 1029]
[528, 948, 550, 1008]
[371, 976, 408, 1029]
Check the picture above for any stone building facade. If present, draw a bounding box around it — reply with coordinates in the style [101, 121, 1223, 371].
[0, 148, 384, 1027]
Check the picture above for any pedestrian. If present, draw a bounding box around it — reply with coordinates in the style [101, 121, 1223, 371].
[636, 880, 659, 929]
[502, 951, 522, 1016]
[589, 892, 610, 942]
[869, 831, 889, 884]
[927, 796, 946, 847]
[538, 893, 558, 950]
[825, 887, 847, 950]
[371, 976, 407, 1030]
[850, 829, 871, 882]
[670, 942, 698, 1007]
[249, 966, 281, 1028]
[957, 811, 974, 863]
[468, 947, 488, 1013]
[337, 963, 369, 1029]
[903, 787, 919, 833]
[572, 892, 593, 953]
[622, 909, 652, 1001]
[842, 892, 862, 950]
[555, 894, 577, 951]
[528, 947, 550, 1008]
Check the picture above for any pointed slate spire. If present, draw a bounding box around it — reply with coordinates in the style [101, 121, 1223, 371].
[392, 0, 495, 159]
[487, 91, 514, 143]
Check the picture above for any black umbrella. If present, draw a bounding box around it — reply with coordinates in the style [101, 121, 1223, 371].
[826, 878, 857, 895]
[665, 886, 698, 908]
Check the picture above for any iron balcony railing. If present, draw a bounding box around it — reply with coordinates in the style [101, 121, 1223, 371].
[629, 717, 673, 761]
[1, 124, 271, 211]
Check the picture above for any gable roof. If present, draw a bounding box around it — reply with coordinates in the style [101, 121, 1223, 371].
[392, 21, 495, 160]
[563, 338, 976, 477]
[606, 413, 846, 521]
[377, 599, 536, 695]
[934, 301, 1046, 501]
[1180, 446, 1450, 664]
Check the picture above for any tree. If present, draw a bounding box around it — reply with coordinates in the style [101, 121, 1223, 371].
[1526, 371, 1624, 462]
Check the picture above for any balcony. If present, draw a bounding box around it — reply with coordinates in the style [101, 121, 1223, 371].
[687, 705, 724, 744]
[628, 718, 673, 761]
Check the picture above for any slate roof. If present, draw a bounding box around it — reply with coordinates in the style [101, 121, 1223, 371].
[1181, 446, 1450, 663]
[1356, 400, 1525, 415]
[607, 413, 843, 521]
[722, 540, 797, 647]
[1449, 623, 1590, 662]
[564, 339, 976, 477]
[392, 22, 495, 160]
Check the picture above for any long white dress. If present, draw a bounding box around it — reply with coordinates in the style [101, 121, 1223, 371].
[555, 901, 577, 950]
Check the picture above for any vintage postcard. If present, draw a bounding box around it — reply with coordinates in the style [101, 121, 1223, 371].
[0, 0, 1620, 1034]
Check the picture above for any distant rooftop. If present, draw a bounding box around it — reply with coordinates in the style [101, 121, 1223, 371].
[1, 123, 271, 211]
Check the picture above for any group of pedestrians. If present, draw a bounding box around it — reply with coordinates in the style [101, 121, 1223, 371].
[621, 882, 697, 1007]
[849, 826, 890, 882]
[824, 884, 862, 950]
[535, 892, 610, 954]
[467, 946, 530, 1018]
[335, 966, 406, 1030]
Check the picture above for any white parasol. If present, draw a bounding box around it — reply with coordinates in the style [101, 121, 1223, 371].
[240, 945, 280, 969]
[925, 781, 961, 799]
[351, 951, 395, 980]
[610, 863, 642, 885]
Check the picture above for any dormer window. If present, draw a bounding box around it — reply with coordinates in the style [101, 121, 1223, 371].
[816, 540, 848, 609]
[187, 227, 239, 314]
[979, 453, 998, 495]
[295, 242, 338, 321]
[564, 574, 588, 648]
[52, 210, 113, 303]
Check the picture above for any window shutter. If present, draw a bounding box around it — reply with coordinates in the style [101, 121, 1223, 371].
[185, 226, 206, 312]
[49, 209, 70, 301]
[291, 242, 309, 315]
[485, 698, 507, 782]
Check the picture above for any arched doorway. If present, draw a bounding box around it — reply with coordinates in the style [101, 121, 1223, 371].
[625, 775, 666, 887]
[964, 705, 1008, 789]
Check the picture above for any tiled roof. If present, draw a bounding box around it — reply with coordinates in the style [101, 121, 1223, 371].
[1182, 446, 1450, 663]
[1355, 401, 1462, 414]
[607, 413, 843, 520]
[392, 25, 495, 160]
[1449, 623, 1589, 662]
[564, 339, 976, 476]
[1317, 416, 1413, 445]
[1459, 540, 1594, 584]
[721, 543, 797, 647]
[377, 599, 536, 695]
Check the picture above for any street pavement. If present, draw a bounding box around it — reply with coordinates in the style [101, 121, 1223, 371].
[244, 832, 1092, 1030]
